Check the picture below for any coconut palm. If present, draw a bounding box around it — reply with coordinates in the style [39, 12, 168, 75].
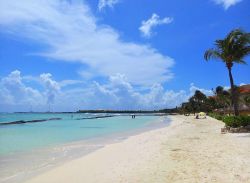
[214, 86, 231, 114]
[193, 90, 207, 112]
[194, 90, 207, 102]
[204, 29, 250, 116]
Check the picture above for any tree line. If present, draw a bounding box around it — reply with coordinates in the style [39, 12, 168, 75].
[180, 86, 249, 115]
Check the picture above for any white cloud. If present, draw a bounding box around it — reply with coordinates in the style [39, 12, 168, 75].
[189, 83, 213, 96]
[0, 70, 43, 109]
[40, 73, 60, 104]
[139, 13, 173, 38]
[223, 86, 230, 90]
[0, 71, 214, 112]
[58, 80, 84, 88]
[0, 0, 174, 86]
[98, 0, 120, 11]
[212, 0, 242, 9]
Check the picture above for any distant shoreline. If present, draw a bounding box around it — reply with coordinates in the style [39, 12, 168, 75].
[3, 108, 178, 114]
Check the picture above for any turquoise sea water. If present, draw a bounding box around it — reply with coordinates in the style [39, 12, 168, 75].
[0, 113, 162, 156]
[0, 113, 170, 182]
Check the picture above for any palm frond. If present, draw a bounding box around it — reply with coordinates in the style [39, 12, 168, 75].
[204, 49, 222, 61]
[227, 28, 245, 44]
[234, 59, 247, 64]
[204, 28, 250, 71]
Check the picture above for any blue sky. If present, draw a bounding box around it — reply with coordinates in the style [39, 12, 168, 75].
[0, 0, 249, 112]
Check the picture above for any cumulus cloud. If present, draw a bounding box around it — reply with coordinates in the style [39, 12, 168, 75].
[40, 73, 60, 104]
[58, 80, 84, 88]
[98, 0, 120, 11]
[0, 0, 173, 86]
[139, 13, 173, 38]
[0, 71, 214, 112]
[189, 83, 213, 96]
[212, 0, 242, 9]
[0, 70, 43, 111]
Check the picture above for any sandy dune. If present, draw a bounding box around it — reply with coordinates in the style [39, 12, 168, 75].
[23, 115, 250, 183]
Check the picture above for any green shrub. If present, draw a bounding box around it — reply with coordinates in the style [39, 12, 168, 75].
[223, 116, 240, 127]
[208, 113, 224, 121]
[209, 113, 250, 128]
[239, 116, 250, 127]
[223, 115, 250, 127]
[208, 113, 214, 118]
[215, 115, 223, 120]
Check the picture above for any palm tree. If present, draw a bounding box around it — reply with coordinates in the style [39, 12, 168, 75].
[204, 29, 250, 116]
[189, 96, 199, 115]
[214, 86, 231, 114]
[194, 90, 207, 102]
[193, 90, 207, 112]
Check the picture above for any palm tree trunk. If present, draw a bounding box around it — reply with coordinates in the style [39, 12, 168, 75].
[227, 66, 239, 116]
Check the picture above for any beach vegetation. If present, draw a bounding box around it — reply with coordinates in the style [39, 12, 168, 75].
[213, 86, 232, 114]
[208, 113, 224, 121]
[180, 84, 250, 129]
[208, 113, 250, 128]
[181, 90, 210, 115]
[223, 115, 250, 127]
[204, 29, 250, 116]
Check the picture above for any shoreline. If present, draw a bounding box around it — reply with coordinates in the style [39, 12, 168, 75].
[21, 115, 250, 183]
[0, 116, 170, 183]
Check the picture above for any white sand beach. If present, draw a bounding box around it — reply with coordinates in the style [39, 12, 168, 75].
[23, 115, 250, 183]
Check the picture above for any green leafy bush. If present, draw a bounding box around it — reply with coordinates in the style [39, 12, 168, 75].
[238, 116, 250, 127]
[223, 116, 240, 127]
[215, 115, 223, 120]
[209, 113, 250, 128]
[223, 116, 250, 127]
[208, 113, 224, 121]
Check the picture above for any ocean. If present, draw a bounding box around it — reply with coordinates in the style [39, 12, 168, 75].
[0, 113, 170, 182]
